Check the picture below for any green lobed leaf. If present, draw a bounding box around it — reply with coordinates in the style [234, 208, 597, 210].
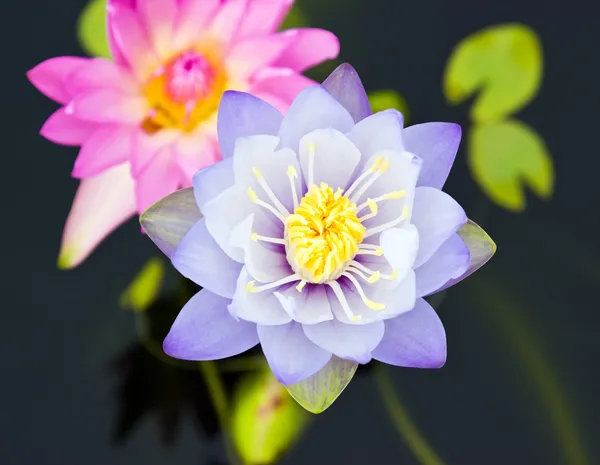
[468, 119, 554, 212]
[119, 258, 166, 312]
[77, 0, 110, 58]
[368, 90, 410, 123]
[231, 369, 310, 465]
[444, 23, 543, 122]
[285, 356, 357, 414]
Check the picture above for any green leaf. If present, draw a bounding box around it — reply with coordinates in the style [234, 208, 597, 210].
[468, 119, 554, 212]
[119, 258, 166, 312]
[368, 90, 410, 123]
[285, 356, 357, 414]
[77, 0, 110, 58]
[457, 220, 497, 276]
[444, 23, 543, 122]
[231, 370, 309, 465]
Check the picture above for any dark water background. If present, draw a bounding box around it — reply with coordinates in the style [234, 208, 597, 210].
[4, 0, 600, 464]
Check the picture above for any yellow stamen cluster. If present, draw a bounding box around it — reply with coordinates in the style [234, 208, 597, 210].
[285, 183, 366, 283]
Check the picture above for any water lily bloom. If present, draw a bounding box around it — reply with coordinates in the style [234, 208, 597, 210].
[141, 64, 496, 412]
[27, 0, 339, 268]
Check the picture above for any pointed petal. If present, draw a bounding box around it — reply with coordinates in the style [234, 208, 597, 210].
[251, 67, 315, 105]
[107, 1, 160, 78]
[278, 86, 354, 151]
[238, 0, 294, 38]
[140, 187, 201, 258]
[164, 289, 259, 360]
[322, 63, 371, 123]
[27, 57, 89, 104]
[415, 233, 470, 297]
[259, 322, 331, 386]
[371, 298, 446, 368]
[347, 109, 404, 161]
[303, 319, 384, 364]
[272, 28, 339, 72]
[403, 122, 462, 189]
[40, 108, 95, 146]
[58, 163, 136, 269]
[65, 57, 138, 95]
[72, 126, 132, 178]
[218, 91, 283, 159]
[274, 284, 333, 325]
[173, 0, 220, 49]
[298, 129, 361, 190]
[380, 225, 420, 283]
[135, 146, 181, 213]
[230, 268, 292, 325]
[246, 239, 291, 284]
[285, 356, 358, 414]
[138, 0, 178, 59]
[436, 220, 497, 292]
[207, 0, 249, 46]
[228, 32, 296, 80]
[192, 156, 235, 208]
[67, 89, 148, 124]
[172, 218, 242, 298]
[411, 186, 467, 268]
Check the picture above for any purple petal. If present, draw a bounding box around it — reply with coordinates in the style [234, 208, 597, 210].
[372, 298, 446, 368]
[140, 187, 201, 258]
[298, 129, 361, 191]
[403, 123, 462, 190]
[347, 109, 404, 161]
[274, 284, 333, 325]
[258, 322, 332, 386]
[230, 268, 292, 325]
[436, 219, 497, 293]
[278, 86, 354, 151]
[172, 218, 242, 298]
[321, 63, 371, 123]
[245, 239, 292, 284]
[192, 157, 235, 209]
[415, 233, 470, 297]
[217, 91, 283, 159]
[380, 225, 419, 283]
[164, 289, 259, 361]
[303, 319, 384, 364]
[411, 186, 467, 268]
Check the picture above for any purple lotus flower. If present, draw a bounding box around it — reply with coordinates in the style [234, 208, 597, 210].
[142, 64, 495, 408]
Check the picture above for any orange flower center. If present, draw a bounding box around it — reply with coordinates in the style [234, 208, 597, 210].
[142, 49, 227, 134]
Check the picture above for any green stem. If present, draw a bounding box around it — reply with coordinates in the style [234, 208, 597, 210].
[476, 278, 590, 465]
[375, 367, 447, 465]
[198, 361, 242, 465]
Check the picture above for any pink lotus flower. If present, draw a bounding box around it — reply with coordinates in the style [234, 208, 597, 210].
[27, 0, 339, 268]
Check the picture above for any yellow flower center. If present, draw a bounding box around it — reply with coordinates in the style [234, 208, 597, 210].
[285, 183, 366, 283]
[142, 48, 227, 134]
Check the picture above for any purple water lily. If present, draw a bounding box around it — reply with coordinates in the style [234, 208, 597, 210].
[141, 64, 495, 394]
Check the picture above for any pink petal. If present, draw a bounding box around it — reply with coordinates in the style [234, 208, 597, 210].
[227, 32, 297, 80]
[176, 132, 221, 181]
[72, 126, 134, 178]
[251, 67, 315, 104]
[58, 163, 136, 269]
[135, 146, 182, 212]
[67, 89, 148, 124]
[66, 58, 139, 96]
[173, 0, 220, 49]
[237, 0, 294, 39]
[40, 108, 96, 146]
[107, 0, 160, 79]
[271, 28, 339, 72]
[207, 0, 249, 47]
[131, 128, 179, 177]
[27, 57, 90, 104]
[138, 0, 178, 59]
